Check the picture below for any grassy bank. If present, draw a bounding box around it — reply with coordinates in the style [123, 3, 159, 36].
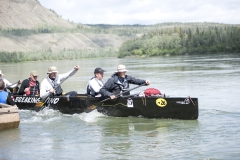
[0, 47, 117, 63]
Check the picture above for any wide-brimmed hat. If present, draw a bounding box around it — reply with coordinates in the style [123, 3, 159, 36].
[94, 67, 106, 74]
[0, 70, 3, 75]
[30, 70, 38, 76]
[47, 66, 58, 74]
[115, 65, 128, 73]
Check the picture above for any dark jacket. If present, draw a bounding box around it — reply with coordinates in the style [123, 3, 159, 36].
[18, 78, 40, 96]
[100, 73, 145, 97]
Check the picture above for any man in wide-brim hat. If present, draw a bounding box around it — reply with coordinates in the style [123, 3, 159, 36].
[40, 65, 79, 99]
[100, 65, 150, 99]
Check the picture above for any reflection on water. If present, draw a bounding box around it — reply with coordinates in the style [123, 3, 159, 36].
[0, 53, 240, 159]
[96, 116, 200, 159]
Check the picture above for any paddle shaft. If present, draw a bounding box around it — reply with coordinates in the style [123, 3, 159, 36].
[85, 83, 146, 113]
[99, 83, 146, 104]
[6, 81, 19, 88]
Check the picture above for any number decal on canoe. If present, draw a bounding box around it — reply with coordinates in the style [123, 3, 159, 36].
[156, 98, 167, 107]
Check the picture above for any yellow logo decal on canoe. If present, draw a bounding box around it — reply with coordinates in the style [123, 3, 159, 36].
[35, 102, 44, 107]
[156, 98, 167, 107]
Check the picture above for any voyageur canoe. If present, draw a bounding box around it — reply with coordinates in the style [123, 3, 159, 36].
[13, 94, 198, 120]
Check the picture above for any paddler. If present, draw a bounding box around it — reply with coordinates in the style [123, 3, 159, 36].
[18, 71, 40, 96]
[40, 65, 79, 99]
[100, 65, 150, 99]
[86, 67, 106, 97]
[0, 70, 21, 91]
[0, 79, 17, 106]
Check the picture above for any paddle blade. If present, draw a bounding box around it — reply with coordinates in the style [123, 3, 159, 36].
[85, 105, 97, 113]
[34, 102, 45, 112]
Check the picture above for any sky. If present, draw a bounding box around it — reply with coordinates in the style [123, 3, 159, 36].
[38, 0, 240, 25]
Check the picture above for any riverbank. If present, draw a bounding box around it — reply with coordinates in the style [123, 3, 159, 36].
[0, 47, 118, 63]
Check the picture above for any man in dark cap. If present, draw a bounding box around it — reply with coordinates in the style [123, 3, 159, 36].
[87, 67, 106, 97]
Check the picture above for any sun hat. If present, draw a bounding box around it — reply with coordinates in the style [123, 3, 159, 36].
[115, 65, 128, 73]
[0, 70, 3, 75]
[30, 70, 38, 76]
[47, 66, 58, 74]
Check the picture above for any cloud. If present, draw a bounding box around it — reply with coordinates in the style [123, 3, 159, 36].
[38, 0, 240, 24]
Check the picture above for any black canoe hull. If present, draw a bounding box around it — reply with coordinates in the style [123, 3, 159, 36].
[13, 95, 198, 120]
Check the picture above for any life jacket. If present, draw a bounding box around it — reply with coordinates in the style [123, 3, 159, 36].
[115, 75, 130, 96]
[26, 79, 39, 96]
[0, 90, 8, 104]
[106, 73, 130, 96]
[47, 76, 63, 96]
[144, 88, 161, 97]
[87, 77, 104, 96]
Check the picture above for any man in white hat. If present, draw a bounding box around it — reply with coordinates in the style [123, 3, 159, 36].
[0, 70, 21, 91]
[18, 70, 40, 96]
[100, 65, 150, 99]
[40, 65, 79, 99]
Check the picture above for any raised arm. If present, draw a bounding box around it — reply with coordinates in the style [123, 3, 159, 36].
[59, 65, 79, 81]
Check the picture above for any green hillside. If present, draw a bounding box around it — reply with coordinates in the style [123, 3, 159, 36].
[118, 23, 240, 57]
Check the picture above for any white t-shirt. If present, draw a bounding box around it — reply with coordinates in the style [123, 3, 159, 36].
[88, 78, 104, 97]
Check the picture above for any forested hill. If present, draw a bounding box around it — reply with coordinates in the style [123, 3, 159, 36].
[0, 0, 239, 62]
[118, 23, 240, 57]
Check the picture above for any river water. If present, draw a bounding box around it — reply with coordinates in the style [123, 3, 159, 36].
[0, 54, 240, 159]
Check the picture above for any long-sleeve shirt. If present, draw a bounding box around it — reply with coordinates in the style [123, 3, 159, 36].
[3, 78, 18, 88]
[40, 69, 76, 99]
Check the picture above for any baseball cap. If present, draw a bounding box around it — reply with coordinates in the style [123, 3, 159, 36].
[94, 68, 106, 74]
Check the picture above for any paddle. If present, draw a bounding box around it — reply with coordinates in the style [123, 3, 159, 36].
[6, 81, 20, 93]
[34, 69, 77, 112]
[0, 103, 15, 108]
[6, 81, 20, 88]
[85, 83, 146, 113]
